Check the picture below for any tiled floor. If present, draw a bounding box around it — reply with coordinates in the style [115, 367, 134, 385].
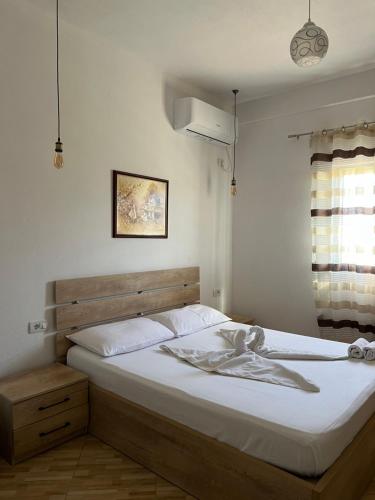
[0, 434, 373, 499]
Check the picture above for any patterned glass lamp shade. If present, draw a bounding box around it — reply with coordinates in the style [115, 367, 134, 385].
[290, 21, 329, 67]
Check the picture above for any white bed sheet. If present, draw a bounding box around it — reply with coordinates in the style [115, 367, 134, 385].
[67, 322, 375, 476]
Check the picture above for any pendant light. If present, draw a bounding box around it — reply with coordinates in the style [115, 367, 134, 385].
[290, 0, 328, 68]
[53, 0, 63, 169]
[231, 89, 239, 196]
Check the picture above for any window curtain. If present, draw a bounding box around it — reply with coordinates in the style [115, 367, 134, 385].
[311, 127, 375, 343]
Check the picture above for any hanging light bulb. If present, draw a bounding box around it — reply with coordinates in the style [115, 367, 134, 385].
[54, 140, 64, 169]
[231, 89, 239, 196]
[290, 0, 328, 67]
[53, 0, 64, 169]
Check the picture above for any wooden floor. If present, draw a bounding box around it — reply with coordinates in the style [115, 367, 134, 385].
[0, 434, 373, 500]
[0, 435, 194, 500]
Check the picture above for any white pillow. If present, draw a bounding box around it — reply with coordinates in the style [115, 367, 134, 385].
[184, 304, 231, 327]
[149, 308, 206, 337]
[67, 317, 174, 357]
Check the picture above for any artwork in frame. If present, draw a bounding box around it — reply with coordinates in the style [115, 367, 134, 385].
[112, 170, 169, 238]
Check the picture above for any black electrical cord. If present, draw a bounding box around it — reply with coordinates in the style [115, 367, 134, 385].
[232, 89, 239, 184]
[56, 0, 61, 141]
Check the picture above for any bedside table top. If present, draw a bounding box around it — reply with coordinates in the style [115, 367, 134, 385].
[227, 313, 255, 325]
[0, 363, 88, 404]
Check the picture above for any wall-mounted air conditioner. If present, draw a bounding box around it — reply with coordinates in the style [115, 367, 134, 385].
[173, 97, 237, 146]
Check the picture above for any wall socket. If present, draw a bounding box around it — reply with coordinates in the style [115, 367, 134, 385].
[213, 288, 221, 298]
[28, 320, 48, 334]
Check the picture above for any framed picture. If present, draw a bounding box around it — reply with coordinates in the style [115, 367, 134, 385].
[112, 170, 169, 238]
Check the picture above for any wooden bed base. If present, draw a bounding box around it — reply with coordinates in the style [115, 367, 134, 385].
[89, 383, 375, 500]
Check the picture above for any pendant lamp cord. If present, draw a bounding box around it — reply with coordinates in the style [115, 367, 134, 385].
[56, 0, 61, 141]
[232, 89, 238, 183]
[308, 0, 311, 21]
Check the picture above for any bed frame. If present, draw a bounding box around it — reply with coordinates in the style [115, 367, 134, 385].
[54, 266, 375, 500]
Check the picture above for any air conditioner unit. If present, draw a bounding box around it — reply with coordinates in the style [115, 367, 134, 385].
[173, 97, 237, 146]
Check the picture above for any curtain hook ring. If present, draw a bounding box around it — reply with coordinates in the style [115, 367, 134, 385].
[322, 129, 327, 136]
[363, 121, 369, 129]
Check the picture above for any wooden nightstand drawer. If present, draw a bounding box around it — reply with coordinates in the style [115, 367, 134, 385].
[13, 381, 88, 429]
[13, 404, 88, 462]
[0, 363, 89, 464]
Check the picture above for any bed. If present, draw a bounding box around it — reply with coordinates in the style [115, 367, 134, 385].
[54, 267, 375, 500]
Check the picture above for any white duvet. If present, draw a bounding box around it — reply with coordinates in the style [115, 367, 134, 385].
[67, 322, 375, 476]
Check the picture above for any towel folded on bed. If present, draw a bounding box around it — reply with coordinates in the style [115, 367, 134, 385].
[160, 330, 320, 392]
[363, 341, 375, 361]
[348, 338, 370, 359]
[220, 327, 348, 361]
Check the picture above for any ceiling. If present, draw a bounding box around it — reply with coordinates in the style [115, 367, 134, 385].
[27, 0, 375, 102]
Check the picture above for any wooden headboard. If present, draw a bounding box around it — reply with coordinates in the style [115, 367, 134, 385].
[54, 266, 200, 362]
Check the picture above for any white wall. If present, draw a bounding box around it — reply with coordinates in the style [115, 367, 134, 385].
[0, 0, 232, 377]
[233, 70, 375, 337]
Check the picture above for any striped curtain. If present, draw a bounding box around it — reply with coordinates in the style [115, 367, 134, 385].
[311, 127, 375, 343]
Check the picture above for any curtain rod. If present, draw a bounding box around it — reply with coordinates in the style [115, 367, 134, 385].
[288, 120, 375, 139]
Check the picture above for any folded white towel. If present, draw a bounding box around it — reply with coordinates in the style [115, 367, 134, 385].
[233, 328, 248, 355]
[220, 326, 348, 360]
[159, 343, 320, 392]
[363, 341, 375, 361]
[348, 338, 369, 359]
[247, 326, 265, 351]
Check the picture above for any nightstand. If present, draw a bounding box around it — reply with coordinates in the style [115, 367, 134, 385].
[227, 313, 255, 325]
[0, 363, 88, 464]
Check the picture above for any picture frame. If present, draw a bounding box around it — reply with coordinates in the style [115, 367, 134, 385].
[112, 170, 169, 238]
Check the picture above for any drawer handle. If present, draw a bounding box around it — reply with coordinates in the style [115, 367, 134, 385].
[39, 422, 70, 437]
[38, 397, 70, 411]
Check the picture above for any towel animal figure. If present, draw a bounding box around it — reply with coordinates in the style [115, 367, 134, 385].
[160, 329, 320, 393]
[220, 326, 348, 361]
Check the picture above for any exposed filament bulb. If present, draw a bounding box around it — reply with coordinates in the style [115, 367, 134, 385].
[54, 140, 64, 169]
